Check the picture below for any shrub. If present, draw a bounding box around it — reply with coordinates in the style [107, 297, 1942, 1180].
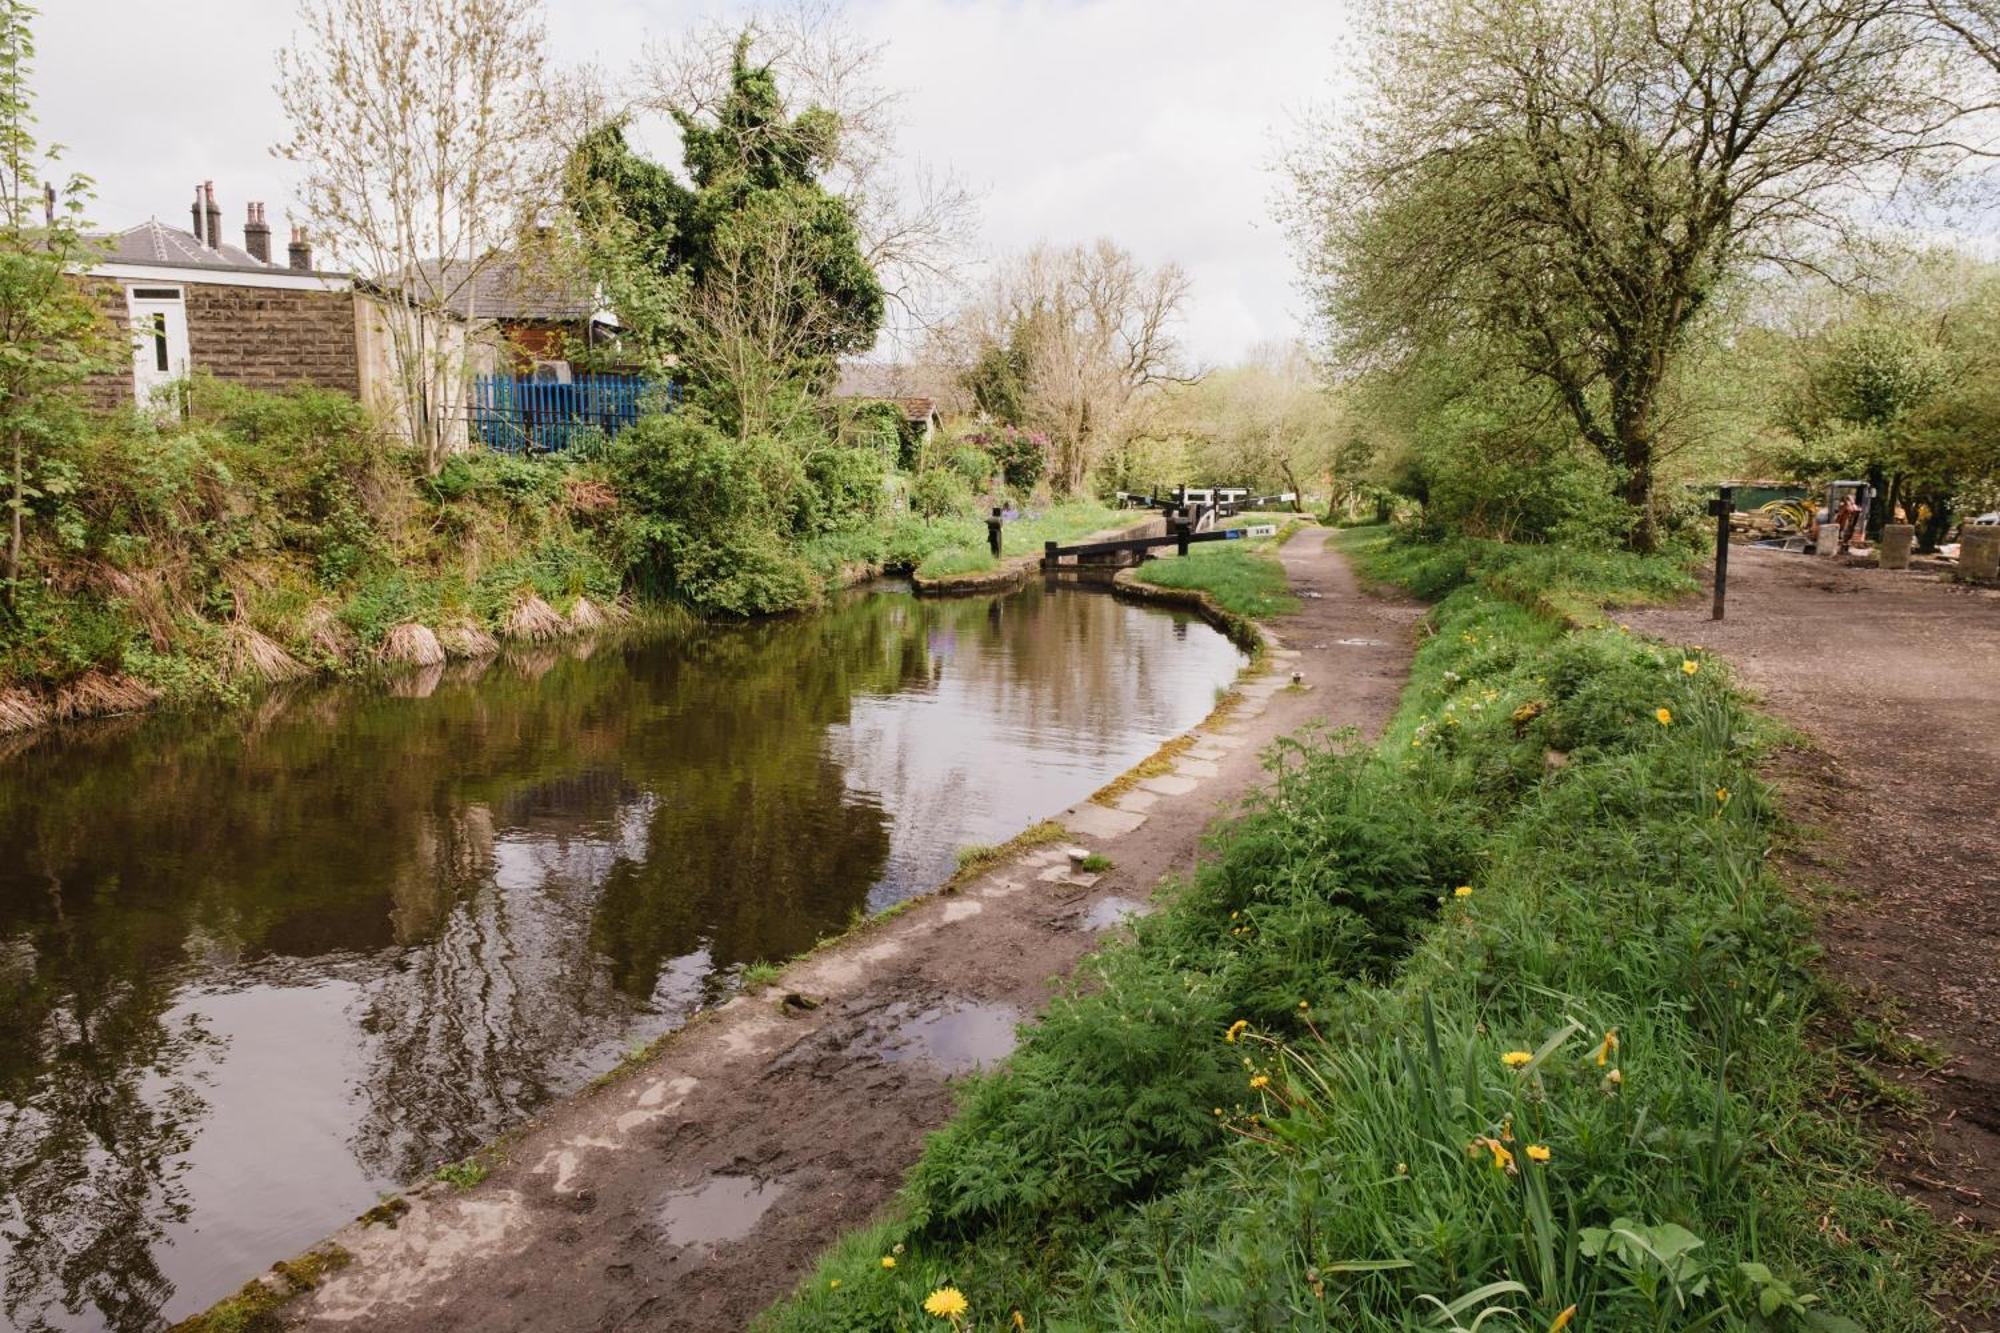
[910, 469, 971, 521]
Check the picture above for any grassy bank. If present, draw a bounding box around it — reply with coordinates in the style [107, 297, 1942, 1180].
[0, 380, 634, 730]
[0, 382, 1124, 730]
[1131, 517, 1304, 618]
[757, 529, 1952, 1332]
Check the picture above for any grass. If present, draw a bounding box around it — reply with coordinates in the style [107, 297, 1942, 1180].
[1077, 853, 1112, 874]
[911, 500, 1130, 581]
[741, 960, 784, 989]
[755, 528, 1961, 1333]
[431, 1158, 489, 1189]
[1135, 543, 1300, 619]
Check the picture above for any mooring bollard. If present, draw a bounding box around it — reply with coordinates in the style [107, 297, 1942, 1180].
[1708, 485, 1734, 621]
[988, 507, 1003, 558]
[1174, 511, 1191, 557]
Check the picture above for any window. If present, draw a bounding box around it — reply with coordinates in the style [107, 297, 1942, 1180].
[152, 313, 168, 372]
[131, 287, 184, 301]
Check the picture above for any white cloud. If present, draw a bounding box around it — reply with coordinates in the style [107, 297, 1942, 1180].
[38, 0, 1355, 363]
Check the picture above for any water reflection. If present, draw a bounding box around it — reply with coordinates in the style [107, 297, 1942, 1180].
[0, 582, 1241, 1331]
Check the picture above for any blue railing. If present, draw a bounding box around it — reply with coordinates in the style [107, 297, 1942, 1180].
[470, 374, 674, 454]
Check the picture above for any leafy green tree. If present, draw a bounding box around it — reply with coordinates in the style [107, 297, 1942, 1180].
[1291, 0, 1973, 548]
[568, 34, 883, 438]
[0, 0, 109, 613]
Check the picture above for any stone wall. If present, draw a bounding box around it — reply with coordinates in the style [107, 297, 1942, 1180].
[77, 277, 135, 410]
[184, 283, 360, 396]
[73, 277, 363, 407]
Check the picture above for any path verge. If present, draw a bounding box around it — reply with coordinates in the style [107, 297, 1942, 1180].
[170, 528, 1418, 1333]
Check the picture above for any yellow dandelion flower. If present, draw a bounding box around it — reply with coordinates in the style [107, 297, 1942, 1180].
[1454, 885, 1473, 898]
[1592, 1028, 1618, 1066]
[1473, 1136, 1514, 1171]
[1298, 999, 1310, 1010]
[1501, 1050, 1533, 1068]
[1249, 1074, 1271, 1090]
[1682, 659, 1700, 676]
[1013, 1313, 1027, 1330]
[1716, 787, 1730, 805]
[1655, 707, 1673, 726]
[1526, 1143, 1551, 1164]
[830, 1279, 842, 1290]
[924, 1287, 970, 1318]
[1551, 1305, 1577, 1332]
[881, 1256, 896, 1270]
[1224, 1019, 1249, 1044]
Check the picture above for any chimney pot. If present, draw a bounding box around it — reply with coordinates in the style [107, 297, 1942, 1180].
[288, 225, 313, 271]
[244, 201, 271, 263]
[203, 181, 222, 252]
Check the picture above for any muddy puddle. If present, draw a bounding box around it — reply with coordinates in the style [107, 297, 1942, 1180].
[658, 1173, 789, 1251]
[862, 999, 1023, 1074]
[1082, 895, 1154, 930]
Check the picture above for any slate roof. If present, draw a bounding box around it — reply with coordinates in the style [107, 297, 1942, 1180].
[98, 219, 317, 276]
[407, 253, 602, 323]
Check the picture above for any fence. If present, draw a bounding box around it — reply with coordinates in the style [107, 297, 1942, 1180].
[469, 374, 674, 454]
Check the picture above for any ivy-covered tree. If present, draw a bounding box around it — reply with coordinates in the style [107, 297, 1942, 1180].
[0, 0, 109, 614]
[569, 34, 883, 438]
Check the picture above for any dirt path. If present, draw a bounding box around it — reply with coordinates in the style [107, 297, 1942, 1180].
[1622, 546, 2000, 1326]
[251, 531, 1419, 1333]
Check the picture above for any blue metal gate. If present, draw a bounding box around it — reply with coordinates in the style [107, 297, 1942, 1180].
[470, 374, 674, 453]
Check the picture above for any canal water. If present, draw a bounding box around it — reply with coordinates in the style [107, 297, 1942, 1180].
[0, 581, 1243, 1333]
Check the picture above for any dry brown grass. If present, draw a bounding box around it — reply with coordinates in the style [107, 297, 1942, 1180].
[228, 623, 310, 683]
[436, 618, 500, 659]
[567, 596, 608, 632]
[380, 622, 447, 668]
[0, 687, 48, 734]
[503, 594, 568, 642]
[48, 671, 159, 722]
[303, 603, 357, 663]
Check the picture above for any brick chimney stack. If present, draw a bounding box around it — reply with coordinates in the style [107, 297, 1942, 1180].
[191, 185, 206, 245]
[244, 203, 271, 263]
[204, 182, 222, 251]
[288, 225, 313, 271]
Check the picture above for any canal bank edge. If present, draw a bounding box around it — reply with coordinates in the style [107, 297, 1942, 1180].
[163, 604, 1277, 1333]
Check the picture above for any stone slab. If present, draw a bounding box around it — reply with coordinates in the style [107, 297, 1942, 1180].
[1113, 790, 1160, 813]
[1173, 759, 1220, 779]
[1061, 804, 1148, 838]
[1139, 774, 1199, 797]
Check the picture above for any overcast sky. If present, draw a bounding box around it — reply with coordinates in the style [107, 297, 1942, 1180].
[35, 0, 1355, 365]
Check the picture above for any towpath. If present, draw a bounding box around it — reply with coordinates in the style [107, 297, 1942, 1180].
[1623, 545, 2000, 1329]
[243, 530, 1419, 1333]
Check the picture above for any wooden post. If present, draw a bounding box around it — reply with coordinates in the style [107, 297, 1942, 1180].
[988, 507, 1003, 558]
[1175, 511, 1191, 557]
[1043, 539, 1058, 572]
[1709, 485, 1734, 621]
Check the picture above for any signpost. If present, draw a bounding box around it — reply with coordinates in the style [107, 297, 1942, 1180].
[1709, 485, 1734, 621]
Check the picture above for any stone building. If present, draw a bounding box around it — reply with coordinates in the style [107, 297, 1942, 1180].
[80, 182, 484, 443]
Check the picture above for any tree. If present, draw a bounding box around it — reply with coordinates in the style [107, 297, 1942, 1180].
[1773, 256, 2000, 546]
[952, 240, 1191, 494]
[632, 0, 976, 344]
[276, 0, 560, 473]
[569, 35, 884, 438]
[1291, 0, 1979, 548]
[0, 0, 109, 612]
[1135, 343, 1339, 500]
